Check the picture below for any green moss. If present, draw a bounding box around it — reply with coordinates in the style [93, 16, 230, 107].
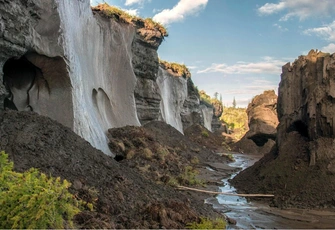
[186, 217, 226, 229]
[0, 151, 89, 229]
[159, 59, 191, 78]
[94, 4, 168, 37]
[201, 130, 209, 138]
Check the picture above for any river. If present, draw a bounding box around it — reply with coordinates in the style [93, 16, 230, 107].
[205, 153, 335, 229]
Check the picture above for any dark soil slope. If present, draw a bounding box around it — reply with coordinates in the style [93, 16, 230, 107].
[232, 131, 335, 208]
[0, 111, 221, 228]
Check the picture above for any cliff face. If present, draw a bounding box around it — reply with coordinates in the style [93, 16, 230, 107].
[232, 50, 335, 208]
[0, 0, 216, 155]
[278, 50, 335, 166]
[0, 0, 141, 155]
[157, 66, 214, 133]
[132, 23, 163, 125]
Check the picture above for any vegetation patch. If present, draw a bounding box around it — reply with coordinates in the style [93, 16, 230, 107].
[201, 130, 209, 138]
[94, 4, 168, 37]
[0, 151, 89, 229]
[186, 217, 226, 229]
[159, 59, 191, 78]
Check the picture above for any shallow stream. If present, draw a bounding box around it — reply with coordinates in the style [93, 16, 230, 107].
[205, 153, 335, 229]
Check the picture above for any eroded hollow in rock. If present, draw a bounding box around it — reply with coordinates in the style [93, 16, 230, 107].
[287, 120, 309, 139]
[3, 53, 73, 129]
[3, 56, 36, 111]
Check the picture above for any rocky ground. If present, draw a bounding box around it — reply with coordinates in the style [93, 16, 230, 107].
[0, 110, 234, 228]
[232, 131, 335, 209]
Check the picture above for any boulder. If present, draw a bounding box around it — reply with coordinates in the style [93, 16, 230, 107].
[245, 90, 278, 146]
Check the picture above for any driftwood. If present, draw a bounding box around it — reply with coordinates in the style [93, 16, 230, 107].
[177, 185, 274, 198]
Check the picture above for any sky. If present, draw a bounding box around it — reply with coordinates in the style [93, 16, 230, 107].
[90, 0, 335, 107]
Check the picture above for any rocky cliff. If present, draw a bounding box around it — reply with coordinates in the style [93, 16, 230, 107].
[157, 63, 214, 133]
[278, 50, 335, 166]
[230, 90, 278, 154]
[232, 50, 335, 208]
[0, 0, 215, 155]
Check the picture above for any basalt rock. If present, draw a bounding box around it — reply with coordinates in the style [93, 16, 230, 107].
[245, 90, 278, 146]
[232, 50, 335, 208]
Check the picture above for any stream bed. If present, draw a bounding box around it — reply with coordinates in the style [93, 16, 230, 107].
[205, 153, 335, 229]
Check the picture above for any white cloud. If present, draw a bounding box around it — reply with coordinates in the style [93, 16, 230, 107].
[258, 0, 335, 21]
[273, 23, 288, 31]
[258, 2, 286, 15]
[125, 0, 145, 6]
[124, 8, 139, 16]
[187, 65, 198, 70]
[304, 21, 335, 41]
[197, 57, 287, 75]
[321, 43, 335, 53]
[153, 0, 208, 25]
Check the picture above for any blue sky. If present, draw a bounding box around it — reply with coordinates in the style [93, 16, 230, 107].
[91, 0, 335, 107]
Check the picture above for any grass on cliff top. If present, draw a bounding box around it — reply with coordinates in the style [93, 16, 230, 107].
[159, 59, 191, 78]
[94, 3, 168, 37]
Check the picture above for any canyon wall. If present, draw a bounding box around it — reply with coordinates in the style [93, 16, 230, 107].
[278, 50, 335, 166]
[0, 0, 217, 155]
[0, 0, 141, 155]
[232, 50, 335, 208]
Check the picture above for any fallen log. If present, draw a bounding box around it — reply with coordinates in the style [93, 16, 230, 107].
[177, 185, 274, 198]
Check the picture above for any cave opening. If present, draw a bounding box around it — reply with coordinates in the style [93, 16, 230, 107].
[3, 56, 37, 111]
[2, 52, 73, 129]
[287, 120, 309, 139]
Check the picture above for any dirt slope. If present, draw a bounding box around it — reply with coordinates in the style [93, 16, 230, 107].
[0, 111, 225, 228]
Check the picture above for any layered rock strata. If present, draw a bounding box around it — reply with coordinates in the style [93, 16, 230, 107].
[232, 50, 335, 208]
[0, 0, 142, 155]
[0, 0, 218, 155]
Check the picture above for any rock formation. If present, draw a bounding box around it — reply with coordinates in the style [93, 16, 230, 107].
[232, 50, 335, 208]
[230, 90, 278, 154]
[0, 0, 217, 155]
[246, 90, 278, 146]
[157, 63, 215, 133]
[277, 50, 335, 166]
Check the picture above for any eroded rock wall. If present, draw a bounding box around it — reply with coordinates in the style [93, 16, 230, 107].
[0, 0, 218, 155]
[157, 67, 187, 133]
[0, 0, 141, 155]
[278, 50, 335, 166]
[132, 25, 163, 124]
[232, 50, 335, 208]
[157, 67, 214, 133]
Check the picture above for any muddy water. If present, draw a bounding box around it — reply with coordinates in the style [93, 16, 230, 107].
[206, 154, 335, 229]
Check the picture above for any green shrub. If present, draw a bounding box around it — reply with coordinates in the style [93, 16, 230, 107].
[0, 151, 87, 229]
[186, 217, 226, 229]
[201, 130, 209, 138]
[180, 166, 204, 186]
[159, 59, 191, 78]
[96, 4, 168, 37]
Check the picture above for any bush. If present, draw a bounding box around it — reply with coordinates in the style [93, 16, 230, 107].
[201, 130, 209, 138]
[0, 151, 88, 229]
[186, 217, 226, 229]
[180, 166, 204, 186]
